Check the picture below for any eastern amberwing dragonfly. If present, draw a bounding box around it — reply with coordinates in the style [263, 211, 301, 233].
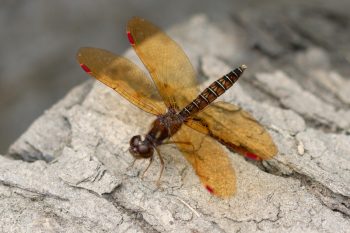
[77, 17, 277, 197]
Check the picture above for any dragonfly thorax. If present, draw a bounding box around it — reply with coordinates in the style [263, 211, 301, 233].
[147, 108, 184, 145]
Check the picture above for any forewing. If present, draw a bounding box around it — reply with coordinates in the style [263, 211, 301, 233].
[77, 47, 166, 115]
[172, 124, 236, 197]
[185, 101, 278, 160]
[127, 17, 199, 109]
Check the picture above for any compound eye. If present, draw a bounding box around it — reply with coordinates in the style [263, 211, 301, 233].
[138, 144, 152, 155]
[130, 135, 141, 146]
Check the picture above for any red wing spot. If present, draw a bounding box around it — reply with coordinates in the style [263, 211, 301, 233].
[205, 185, 214, 194]
[127, 31, 135, 45]
[245, 152, 261, 161]
[80, 63, 92, 74]
[228, 143, 262, 161]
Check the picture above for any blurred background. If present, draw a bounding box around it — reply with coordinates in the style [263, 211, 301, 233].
[0, 0, 349, 154]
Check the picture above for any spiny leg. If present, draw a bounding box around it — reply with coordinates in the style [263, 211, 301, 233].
[141, 156, 154, 179]
[128, 158, 137, 169]
[155, 147, 164, 187]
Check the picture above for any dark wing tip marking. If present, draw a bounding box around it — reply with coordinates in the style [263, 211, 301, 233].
[80, 63, 92, 74]
[127, 31, 135, 45]
[244, 152, 261, 161]
[205, 185, 214, 194]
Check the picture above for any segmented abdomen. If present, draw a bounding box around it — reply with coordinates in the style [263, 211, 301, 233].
[179, 65, 247, 119]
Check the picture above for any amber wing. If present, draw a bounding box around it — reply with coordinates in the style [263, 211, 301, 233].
[77, 47, 166, 115]
[186, 101, 278, 160]
[127, 17, 199, 110]
[172, 124, 236, 197]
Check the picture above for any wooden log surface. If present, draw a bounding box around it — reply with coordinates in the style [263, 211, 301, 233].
[1, 9, 350, 233]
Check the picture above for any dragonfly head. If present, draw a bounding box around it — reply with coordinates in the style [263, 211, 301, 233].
[129, 135, 154, 159]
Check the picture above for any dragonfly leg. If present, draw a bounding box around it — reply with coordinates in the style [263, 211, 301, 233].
[155, 147, 164, 187]
[128, 158, 137, 169]
[141, 157, 154, 179]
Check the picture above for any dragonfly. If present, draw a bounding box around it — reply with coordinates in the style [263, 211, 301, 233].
[77, 17, 277, 197]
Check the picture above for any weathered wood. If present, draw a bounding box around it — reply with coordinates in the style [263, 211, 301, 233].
[1, 12, 350, 232]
